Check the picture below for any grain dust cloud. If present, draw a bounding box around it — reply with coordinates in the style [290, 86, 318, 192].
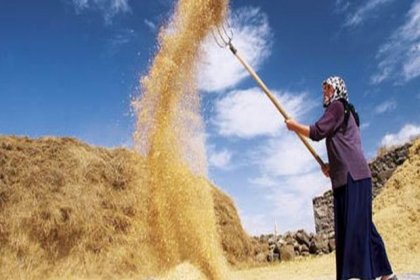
[132, 0, 230, 279]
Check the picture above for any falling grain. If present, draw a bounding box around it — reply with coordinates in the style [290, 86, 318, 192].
[132, 0, 230, 279]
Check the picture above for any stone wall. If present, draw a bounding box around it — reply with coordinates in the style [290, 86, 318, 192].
[255, 229, 334, 263]
[312, 142, 413, 243]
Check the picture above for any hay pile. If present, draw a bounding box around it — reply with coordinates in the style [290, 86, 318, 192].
[0, 136, 151, 279]
[212, 187, 266, 266]
[373, 138, 420, 271]
[0, 136, 258, 279]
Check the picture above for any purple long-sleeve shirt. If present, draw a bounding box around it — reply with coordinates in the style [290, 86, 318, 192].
[309, 101, 371, 188]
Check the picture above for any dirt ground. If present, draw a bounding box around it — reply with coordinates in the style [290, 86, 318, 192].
[233, 251, 420, 280]
[154, 251, 419, 280]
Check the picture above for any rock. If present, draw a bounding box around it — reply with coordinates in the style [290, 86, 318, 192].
[396, 156, 405, 165]
[295, 230, 311, 247]
[386, 161, 396, 169]
[293, 243, 302, 255]
[378, 169, 394, 182]
[277, 238, 286, 246]
[259, 234, 269, 243]
[309, 234, 329, 254]
[267, 252, 279, 262]
[279, 244, 295, 261]
[301, 244, 309, 253]
[314, 205, 328, 218]
[309, 241, 319, 254]
[273, 244, 280, 255]
[284, 233, 294, 245]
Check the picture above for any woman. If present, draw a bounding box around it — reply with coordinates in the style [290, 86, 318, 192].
[285, 76, 396, 280]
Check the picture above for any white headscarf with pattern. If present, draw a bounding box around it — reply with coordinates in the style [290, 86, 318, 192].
[322, 76, 348, 107]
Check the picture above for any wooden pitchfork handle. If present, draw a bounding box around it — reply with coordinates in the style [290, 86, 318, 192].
[227, 43, 327, 169]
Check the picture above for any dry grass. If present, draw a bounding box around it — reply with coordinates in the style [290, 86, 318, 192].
[372, 138, 420, 272]
[234, 254, 336, 280]
[0, 136, 153, 279]
[0, 136, 258, 279]
[212, 186, 267, 267]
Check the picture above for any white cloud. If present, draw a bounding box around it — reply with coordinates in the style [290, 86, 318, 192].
[360, 122, 371, 130]
[73, 0, 89, 10]
[209, 82, 329, 233]
[370, 66, 391, 85]
[213, 88, 311, 138]
[403, 44, 420, 80]
[371, 0, 420, 84]
[144, 19, 157, 31]
[334, 0, 350, 14]
[249, 175, 279, 188]
[210, 83, 329, 232]
[244, 171, 330, 234]
[380, 124, 420, 148]
[267, 172, 330, 232]
[241, 213, 275, 236]
[374, 100, 397, 114]
[71, 0, 130, 23]
[242, 111, 330, 233]
[255, 134, 327, 177]
[105, 28, 136, 55]
[197, 6, 271, 93]
[208, 147, 232, 169]
[342, 0, 396, 28]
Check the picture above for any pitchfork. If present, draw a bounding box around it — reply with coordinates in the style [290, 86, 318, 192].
[212, 22, 327, 169]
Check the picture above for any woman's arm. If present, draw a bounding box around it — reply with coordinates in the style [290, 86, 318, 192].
[308, 101, 344, 141]
[285, 119, 310, 137]
[285, 119, 331, 178]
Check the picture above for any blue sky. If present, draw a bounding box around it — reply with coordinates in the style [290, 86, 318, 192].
[1, 0, 419, 235]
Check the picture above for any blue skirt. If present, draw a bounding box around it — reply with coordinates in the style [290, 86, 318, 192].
[333, 174, 393, 280]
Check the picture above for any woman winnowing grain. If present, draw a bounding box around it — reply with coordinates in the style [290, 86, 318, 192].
[285, 76, 397, 280]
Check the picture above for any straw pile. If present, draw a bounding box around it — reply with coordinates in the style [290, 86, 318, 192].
[373, 138, 420, 271]
[0, 136, 259, 279]
[0, 136, 151, 279]
[212, 187, 267, 266]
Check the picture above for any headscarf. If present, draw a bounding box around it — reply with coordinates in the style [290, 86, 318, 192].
[322, 76, 348, 107]
[322, 76, 360, 127]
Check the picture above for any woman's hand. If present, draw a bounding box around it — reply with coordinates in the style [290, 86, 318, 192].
[285, 119, 310, 138]
[322, 163, 330, 178]
[285, 119, 298, 132]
